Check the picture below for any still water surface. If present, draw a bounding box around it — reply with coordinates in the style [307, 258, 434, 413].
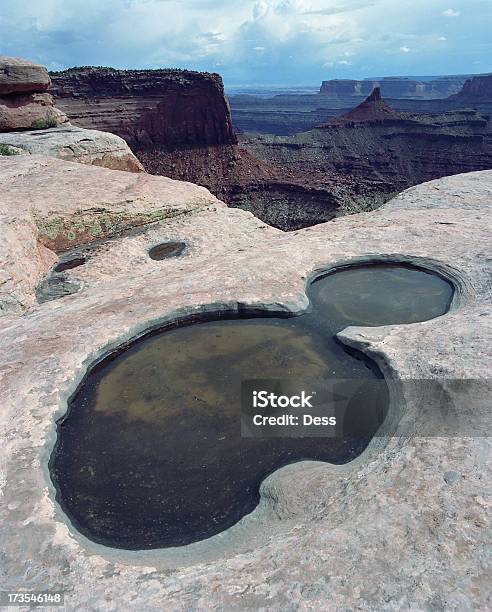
[50, 264, 453, 549]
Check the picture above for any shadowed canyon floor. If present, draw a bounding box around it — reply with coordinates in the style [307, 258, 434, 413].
[0, 157, 490, 610]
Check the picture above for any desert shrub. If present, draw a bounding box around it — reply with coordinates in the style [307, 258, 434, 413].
[30, 116, 59, 130]
[0, 143, 19, 156]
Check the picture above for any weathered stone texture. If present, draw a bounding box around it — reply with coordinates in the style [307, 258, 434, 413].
[0, 55, 51, 95]
[0, 92, 68, 131]
[50, 67, 237, 150]
[0, 158, 490, 610]
[0, 126, 144, 172]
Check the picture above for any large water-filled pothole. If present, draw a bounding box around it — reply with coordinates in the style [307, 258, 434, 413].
[49, 263, 453, 550]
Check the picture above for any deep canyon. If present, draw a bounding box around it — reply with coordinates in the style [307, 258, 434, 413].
[51, 68, 492, 230]
[1, 54, 490, 610]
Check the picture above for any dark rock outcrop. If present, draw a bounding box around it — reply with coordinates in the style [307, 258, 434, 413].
[50, 67, 237, 150]
[138, 144, 355, 230]
[244, 98, 492, 210]
[331, 87, 400, 123]
[228, 77, 492, 137]
[50, 66, 492, 232]
[449, 74, 492, 102]
[50, 66, 351, 230]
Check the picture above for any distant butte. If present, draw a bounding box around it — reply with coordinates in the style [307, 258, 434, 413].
[327, 87, 401, 124]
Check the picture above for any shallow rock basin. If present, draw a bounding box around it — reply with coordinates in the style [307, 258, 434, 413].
[49, 264, 453, 550]
[54, 256, 87, 273]
[148, 241, 186, 260]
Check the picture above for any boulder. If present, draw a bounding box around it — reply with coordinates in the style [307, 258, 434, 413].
[0, 125, 144, 172]
[0, 92, 68, 131]
[0, 55, 51, 95]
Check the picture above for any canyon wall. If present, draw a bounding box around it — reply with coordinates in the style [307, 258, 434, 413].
[51, 66, 344, 230]
[50, 68, 492, 233]
[449, 73, 492, 102]
[137, 144, 358, 230]
[228, 78, 492, 137]
[0, 55, 143, 172]
[244, 92, 492, 205]
[50, 67, 237, 150]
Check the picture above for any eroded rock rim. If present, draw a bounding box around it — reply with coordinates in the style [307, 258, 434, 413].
[0, 160, 490, 610]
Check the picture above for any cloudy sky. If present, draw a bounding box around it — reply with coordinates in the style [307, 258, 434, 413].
[1, 0, 491, 85]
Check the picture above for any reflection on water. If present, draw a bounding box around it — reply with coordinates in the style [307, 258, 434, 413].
[50, 264, 453, 549]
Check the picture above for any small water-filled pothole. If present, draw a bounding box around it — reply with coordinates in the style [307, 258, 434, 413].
[49, 263, 453, 550]
[54, 257, 86, 273]
[37, 248, 93, 303]
[148, 241, 186, 260]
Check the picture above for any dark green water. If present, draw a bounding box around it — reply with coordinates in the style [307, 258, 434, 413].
[50, 264, 453, 550]
[148, 241, 186, 260]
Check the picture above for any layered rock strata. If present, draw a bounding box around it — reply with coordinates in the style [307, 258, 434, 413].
[50, 65, 366, 229]
[0, 56, 68, 131]
[50, 67, 237, 150]
[0, 56, 143, 172]
[449, 73, 492, 102]
[0, 155, 490, 609]
[229, 77, 492, 136]
[331, 87, 400, 123]
[320, 75, 471, 98]
[138, 144, 381, 231]
[245, 91, 492, 201]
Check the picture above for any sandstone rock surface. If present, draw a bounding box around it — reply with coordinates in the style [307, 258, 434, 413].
[0, 155, 219, 314]
[0, 55, 51, 95]
[0, 91, 68, 131]
[0, 56, 68, 132]
[0, 126, 144, 172]
[0, 158, 490, 610]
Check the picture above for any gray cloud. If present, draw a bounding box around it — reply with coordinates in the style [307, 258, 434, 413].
[0, 0, 490, 84]
[303, 1, 375, 16]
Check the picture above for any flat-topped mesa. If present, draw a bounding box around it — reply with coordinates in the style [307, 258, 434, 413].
[319, 75, 469, 99]
[0, 55, 68, 131]
[326, 87, 401, 125]
[449, 74, 492, 102]
[50, 67, 237, 151]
